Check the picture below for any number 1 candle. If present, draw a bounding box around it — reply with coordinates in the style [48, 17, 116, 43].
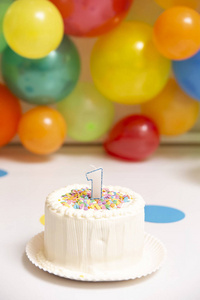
[86, 168, 103, 199]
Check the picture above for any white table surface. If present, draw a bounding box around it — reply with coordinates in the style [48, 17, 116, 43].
[0, 145, 200, 300]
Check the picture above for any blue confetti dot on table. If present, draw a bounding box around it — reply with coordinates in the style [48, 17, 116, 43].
[0, 170, 8, 177]
[145, 205, 185, 224]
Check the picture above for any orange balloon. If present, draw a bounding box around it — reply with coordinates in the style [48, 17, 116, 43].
[141, 79, 199, 136]
[0, 84, 21, 147]
[155, 0, 199, 10]
[18, 106, 67, 155]
[153, 6, 200, 60]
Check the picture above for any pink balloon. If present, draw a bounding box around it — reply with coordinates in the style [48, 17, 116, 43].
[50, 0, 133, 37]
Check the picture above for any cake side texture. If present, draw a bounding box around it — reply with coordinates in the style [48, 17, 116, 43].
[44, 185, 145, 274]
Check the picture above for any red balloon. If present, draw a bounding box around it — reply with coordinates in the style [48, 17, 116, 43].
[49, 0, 133, 37]
[104, 115, 160, 161]
[0, 84, 21, 147]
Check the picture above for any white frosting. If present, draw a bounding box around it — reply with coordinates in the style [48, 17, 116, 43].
[44, 185, 145, 275]
[46, 184, 145, 218]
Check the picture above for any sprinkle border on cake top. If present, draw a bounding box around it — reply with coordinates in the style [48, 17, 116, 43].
[59, 188, 131, 210]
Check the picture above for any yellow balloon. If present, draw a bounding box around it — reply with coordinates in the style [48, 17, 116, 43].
[141, 79, 199, 136]
[155, 0, 199, 9]
[3, 0, 64, 59]
[90, 22, 171, 105]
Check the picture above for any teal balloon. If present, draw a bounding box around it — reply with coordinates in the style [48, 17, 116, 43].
[1, 36, 81, 105]
[0, 0, 13, 53]
[57, 82, 114, 141]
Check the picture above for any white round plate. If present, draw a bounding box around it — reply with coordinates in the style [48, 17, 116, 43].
[26, 232, 166, 282]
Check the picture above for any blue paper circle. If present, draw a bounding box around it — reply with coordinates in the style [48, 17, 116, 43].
[145, 205, 185, 223]
[0, 170, 8, 177]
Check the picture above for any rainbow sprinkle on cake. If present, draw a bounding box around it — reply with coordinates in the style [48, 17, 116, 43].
[59, 188, 131, 210]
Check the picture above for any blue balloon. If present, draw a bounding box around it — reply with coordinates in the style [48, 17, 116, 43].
[173, 51, 200, 101]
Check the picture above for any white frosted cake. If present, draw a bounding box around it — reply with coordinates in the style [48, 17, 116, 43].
[44, 184, 145, 275]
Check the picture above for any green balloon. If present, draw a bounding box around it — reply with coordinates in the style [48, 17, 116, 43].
[0, 0, 13, 53]
[57, 82, 114, 141]
[1, 36, 81, 105]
